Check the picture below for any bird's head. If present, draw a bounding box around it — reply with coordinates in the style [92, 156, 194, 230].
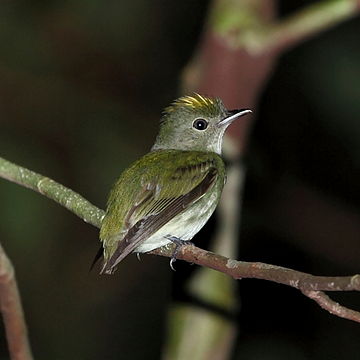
[152, 94, 251, 154]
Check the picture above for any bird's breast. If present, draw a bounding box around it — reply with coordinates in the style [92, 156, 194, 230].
[135, 186, 221, 253]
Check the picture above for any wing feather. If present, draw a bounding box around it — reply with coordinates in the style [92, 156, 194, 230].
[99, 150, 224, 273]
[101, 169, 217, 273]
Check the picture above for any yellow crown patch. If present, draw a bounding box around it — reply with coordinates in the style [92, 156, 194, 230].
[164, 93, 218, 114]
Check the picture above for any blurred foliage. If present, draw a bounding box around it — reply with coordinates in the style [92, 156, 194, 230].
[0, 0, 359, 359]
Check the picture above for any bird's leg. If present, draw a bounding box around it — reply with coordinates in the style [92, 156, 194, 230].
[136, 253, 141, 261]
[164, 235, 193, 271]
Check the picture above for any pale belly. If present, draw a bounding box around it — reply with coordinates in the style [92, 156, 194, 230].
[135, 190, 219, 253]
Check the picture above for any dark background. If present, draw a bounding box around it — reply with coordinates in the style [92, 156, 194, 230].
[0, 1, 359, 359]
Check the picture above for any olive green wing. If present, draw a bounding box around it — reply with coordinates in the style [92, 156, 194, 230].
[100, 150, 224, 274]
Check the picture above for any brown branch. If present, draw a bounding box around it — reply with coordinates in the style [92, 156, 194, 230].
[151, 244, 360, 323]
[1, 156, 360, 322]
[302, 290, 360, 323]
[0, 243, 34, 360]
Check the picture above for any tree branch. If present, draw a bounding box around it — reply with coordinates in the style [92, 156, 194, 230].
[151, 245, 360, 323]
[263, 0, 360, 53]
[1, 156, 360, 323]
[212, 0, 360, 54]
[0, 243, 34, 360]
[302, 290, 360, 323]
[0, 156, 104, 228]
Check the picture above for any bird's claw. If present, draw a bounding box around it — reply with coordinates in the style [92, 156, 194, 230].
[169, 257, 176, 271]
[164, 235, 193, 271]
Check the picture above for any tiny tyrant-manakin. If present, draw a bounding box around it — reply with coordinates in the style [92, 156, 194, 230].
[98, 94, 251, 274]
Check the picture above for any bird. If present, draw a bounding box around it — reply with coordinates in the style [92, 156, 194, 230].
[97, 94, 251, 274]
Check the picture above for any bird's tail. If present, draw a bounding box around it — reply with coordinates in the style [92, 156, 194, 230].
[89, 245, 103, 272]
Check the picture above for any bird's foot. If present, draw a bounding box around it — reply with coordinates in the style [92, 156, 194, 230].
[164, 235, 193, 271]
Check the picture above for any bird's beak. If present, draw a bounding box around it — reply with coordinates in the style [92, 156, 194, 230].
[218, 109, 252, 127]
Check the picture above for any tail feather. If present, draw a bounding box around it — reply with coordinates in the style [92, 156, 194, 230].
[89, 245, 103, 272]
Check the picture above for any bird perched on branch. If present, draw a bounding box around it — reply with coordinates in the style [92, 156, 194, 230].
[98, 94, 251, 274]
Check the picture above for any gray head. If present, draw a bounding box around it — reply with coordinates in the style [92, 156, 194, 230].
[151, 94, 251, 154]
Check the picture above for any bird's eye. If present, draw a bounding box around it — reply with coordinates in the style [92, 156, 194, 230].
[193, 118, 208, 131]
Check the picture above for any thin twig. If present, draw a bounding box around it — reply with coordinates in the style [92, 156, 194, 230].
[151, 245, 360, 323]
[212, 0, 360, 54]
[263, 0, 360, 53]
[0, 243, 34, 360]
[0, 156, 104, 228]
[302, 290, 360, 323]
[1, 156, 360, 322]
